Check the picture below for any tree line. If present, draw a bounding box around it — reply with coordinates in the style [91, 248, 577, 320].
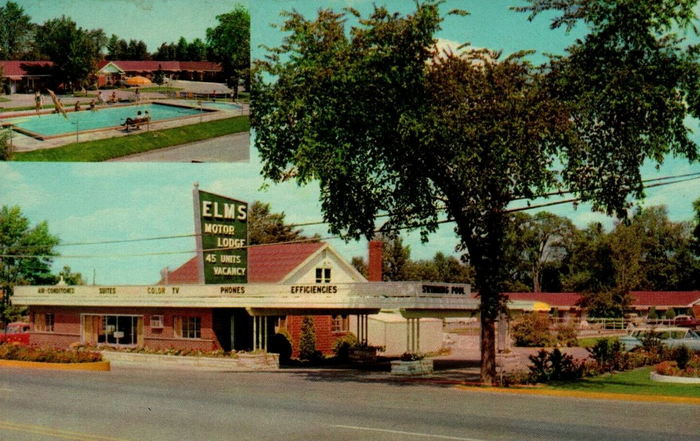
[0, 1, 249, 89]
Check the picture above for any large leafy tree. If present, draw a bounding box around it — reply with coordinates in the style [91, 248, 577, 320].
[35, 17, 106, 90]
[0, 206, 59, 325]
[206, 5, 250, 88]
[252, 1, 700, 383]
[0, 1, 34, 60]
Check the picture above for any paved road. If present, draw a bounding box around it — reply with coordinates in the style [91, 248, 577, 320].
[0, 366, 697, 441]
[109, 132, 249, 162]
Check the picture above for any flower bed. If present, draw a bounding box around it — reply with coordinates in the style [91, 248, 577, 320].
[0, 343, 102, 363]
[654, 356, 700, 378]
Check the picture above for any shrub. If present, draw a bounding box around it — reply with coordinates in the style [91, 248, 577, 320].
[0, 343, 102, 363]
[586, 339, 628, 372]
[332, 333, 358, 360]
[299, 316, 320, 361]
[512, 313, 555, 347]
[665, 308, 677, 319]
[674, 345, 693, 370]
[648, 307, 658, 319]
[0, 129, 13, 161]
[527, 348, 584, 383]
[555, 323, 578, 347]
[269, 332, 293, 363]
[399, 352, 424, 361]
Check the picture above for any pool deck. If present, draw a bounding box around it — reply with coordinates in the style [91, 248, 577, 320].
[4, 100, 249, 153]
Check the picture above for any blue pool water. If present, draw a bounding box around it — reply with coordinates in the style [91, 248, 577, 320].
[7, 103, 203, 137]
[180, 100, 242, 111]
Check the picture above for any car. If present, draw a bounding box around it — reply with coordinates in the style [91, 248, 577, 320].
[0, 322, 31, 345]
[671, 315, 700, 329]
[619, 327, 700, 352]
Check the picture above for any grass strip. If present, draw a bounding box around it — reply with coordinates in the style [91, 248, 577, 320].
[13, 115, 249, 162]
[1, 104, 55, 112]
[549, 367, 700, 398]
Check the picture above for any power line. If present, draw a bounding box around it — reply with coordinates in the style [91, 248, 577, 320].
[3, 174, 698, 259]
[47, 170, 700, 244]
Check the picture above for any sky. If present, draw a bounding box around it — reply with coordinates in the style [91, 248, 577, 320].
[17, 0, 246, 50]
[2, 0, 700, 285]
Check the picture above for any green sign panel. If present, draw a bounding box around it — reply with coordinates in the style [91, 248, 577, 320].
[194, 188, 248, 284]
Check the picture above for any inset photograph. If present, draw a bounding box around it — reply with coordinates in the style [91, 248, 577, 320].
[0, 0, 249, 162]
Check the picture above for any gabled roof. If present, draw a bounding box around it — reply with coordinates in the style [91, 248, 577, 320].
[161, 242, 326, 284]
[97, 60, 221, 73]
[249, 242, 326, 283]
[0, 60, 53, 79]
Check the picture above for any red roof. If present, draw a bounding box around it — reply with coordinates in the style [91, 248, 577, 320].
[161, 242, 325, 284]
[469, 291, 700, 308]
[0, 60, 53, 79]
[98, 60, 221, 73]
[629, 291, 700, 308]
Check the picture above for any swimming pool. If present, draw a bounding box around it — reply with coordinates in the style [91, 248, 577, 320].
[180, 100, 242, 111]
[4, 103, 209, 139]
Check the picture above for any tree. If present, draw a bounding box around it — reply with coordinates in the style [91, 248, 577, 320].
[35, 17, 106, 90]
[187, 38, 207, 61]
[502, 212, 574, 292]
[298, 316, 318, 361]
[206, 5, 250, 88]
[381, 236, 412, 281]
[54, 265, 84, 286]
[0, 206, 59, 327]
[247, 201, 314, 245]
[154, 42, 176, 61]
[126, 39, 149, 60]
[175, 37, 189, 61]
[252, 1, 700, 384]
[0, 1, 34, 59]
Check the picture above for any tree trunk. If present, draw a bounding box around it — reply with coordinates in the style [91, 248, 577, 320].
[480, 315, 496, 384]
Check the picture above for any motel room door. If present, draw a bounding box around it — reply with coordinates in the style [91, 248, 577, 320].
[81, 314, 144, 346]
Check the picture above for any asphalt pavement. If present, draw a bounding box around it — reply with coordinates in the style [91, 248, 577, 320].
[108, 132, 249, 162]
[0, 366, 697, 441]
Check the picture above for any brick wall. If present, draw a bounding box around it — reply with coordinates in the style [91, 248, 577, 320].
[28, 306, 220, 351]
[286, 315, 349, 357]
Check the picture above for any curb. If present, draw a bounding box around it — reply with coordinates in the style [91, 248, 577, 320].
[453, 384, 700, 405]
[0, 359, 111, 371]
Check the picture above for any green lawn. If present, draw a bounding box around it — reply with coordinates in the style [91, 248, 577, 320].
[1, 104, 55, 112]
[0, 96, 10, 103]
[549, 367, 700, 398]
[13, 116, 249, 162]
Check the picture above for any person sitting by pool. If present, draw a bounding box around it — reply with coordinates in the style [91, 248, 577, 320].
[97, 91, 105, 105]
[74, 100, 81, 111]
[122, 110, 151, 132]
[89, 99, 96, 111]
[110, 91, 117, 104]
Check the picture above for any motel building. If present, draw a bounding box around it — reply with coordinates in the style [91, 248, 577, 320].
[13, 241, 481, 357]
[13, 186, 545, 359]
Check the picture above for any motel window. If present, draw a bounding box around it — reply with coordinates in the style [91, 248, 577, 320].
[331, 315, 349, 333]
[34, 313, 54, 332]
[174, 316, 201, 339]
[315, 267, 331, 283]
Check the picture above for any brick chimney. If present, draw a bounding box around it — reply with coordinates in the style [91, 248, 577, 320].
[368, 240, 383, 282]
